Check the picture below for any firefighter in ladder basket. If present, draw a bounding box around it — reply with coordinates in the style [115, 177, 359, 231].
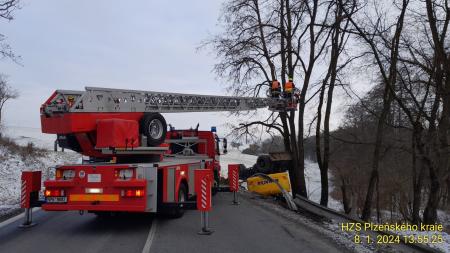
[271, 80, 281, 98]
[284, 77, 298, 110]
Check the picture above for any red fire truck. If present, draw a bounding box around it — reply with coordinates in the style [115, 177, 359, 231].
[34, 87, 270, 217]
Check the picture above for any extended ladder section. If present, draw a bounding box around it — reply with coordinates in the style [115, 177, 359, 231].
[43, 87, 275, 114]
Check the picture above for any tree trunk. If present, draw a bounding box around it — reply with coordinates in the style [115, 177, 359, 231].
[280, 112, 302, 197]
[322, 44, 338, 207]
[412, 127, 425, 224]
[361, 85, 392, 221]
[297, 104, 308, 198]
[315, 85, 325, 176]
[340, 176, 352, 214]
[423, 172, 440, 224]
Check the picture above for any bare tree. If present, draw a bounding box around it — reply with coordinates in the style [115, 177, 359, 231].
[0, 0, 20, 135]
[315, 0, 355, 206]
[208, 0, 335, 198]
[0, 0, 20, 61]
[0, 75, 18, 127]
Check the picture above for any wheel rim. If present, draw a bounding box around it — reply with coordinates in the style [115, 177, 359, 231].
[148, 119, 163, 139]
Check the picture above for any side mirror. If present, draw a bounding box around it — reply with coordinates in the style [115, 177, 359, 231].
[223, 138, 228, 154]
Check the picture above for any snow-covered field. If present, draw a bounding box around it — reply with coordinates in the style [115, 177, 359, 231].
[1, 125, 59, 150]
[219, 149, 257, 177]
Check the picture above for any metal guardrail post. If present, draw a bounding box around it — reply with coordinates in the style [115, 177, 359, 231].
[19, 208, 36, 228]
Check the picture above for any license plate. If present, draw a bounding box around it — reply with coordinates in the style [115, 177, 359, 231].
[46, 197, 67, 203]
[88, 174, 101, 182]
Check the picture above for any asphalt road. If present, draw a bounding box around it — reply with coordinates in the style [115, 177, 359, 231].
[0, 210, 152, 253]
[0, 193, 345, 253]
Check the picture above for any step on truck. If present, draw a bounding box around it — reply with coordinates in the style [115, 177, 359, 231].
[33, 87, 274, 217]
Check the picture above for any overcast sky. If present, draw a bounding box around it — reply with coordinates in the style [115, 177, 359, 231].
[0, 1, 244, 129]
[0, 0, 355, 141]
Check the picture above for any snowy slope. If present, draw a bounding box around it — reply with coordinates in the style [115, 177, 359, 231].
[0, 126, 80, 215]
[0, 149, 80, 214]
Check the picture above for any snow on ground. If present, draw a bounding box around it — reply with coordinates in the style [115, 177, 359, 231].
[0, 126, 80, 216]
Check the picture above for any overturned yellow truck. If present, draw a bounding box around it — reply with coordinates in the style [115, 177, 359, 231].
[240, 152, 292, 196]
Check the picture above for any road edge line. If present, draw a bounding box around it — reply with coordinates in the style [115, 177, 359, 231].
[0, 208, 41, 229]
[142, 218, 158, 253]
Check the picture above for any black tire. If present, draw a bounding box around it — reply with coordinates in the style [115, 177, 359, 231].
[237, 164, 247, 179]
[140, 113, 167, 146]
[238, 164, 246, 172]
[212, 169, 220, 196]
[256, 154, 273, 174]
[170, 183, 188, 218]
[239, 166, 256, 180]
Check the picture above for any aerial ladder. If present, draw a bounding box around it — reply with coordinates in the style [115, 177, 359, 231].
[41, 87, 296, 157]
